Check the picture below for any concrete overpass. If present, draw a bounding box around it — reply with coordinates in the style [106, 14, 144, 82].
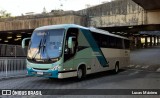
[0, 13, 86, 31]
[78, 0, 160, 49]
[132, 0, 160, 10]
[0, 0, 160, 31]
[0, 0, 159, 50]
[77, 0, 160, 29]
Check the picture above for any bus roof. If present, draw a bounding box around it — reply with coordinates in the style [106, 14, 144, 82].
[35, 24, 128, 40]
[35, 24, 88, 31]
[89, 27, 128, 40]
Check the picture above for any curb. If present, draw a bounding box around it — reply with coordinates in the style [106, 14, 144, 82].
[0, 75, 28, 81]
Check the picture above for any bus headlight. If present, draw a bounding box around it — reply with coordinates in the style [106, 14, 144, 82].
[27, 66, 32, 70]
[50, 65, 59, 70]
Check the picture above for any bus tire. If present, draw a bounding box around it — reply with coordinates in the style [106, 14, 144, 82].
[77, 65, 86, 80]
[114, 62, 119, 74]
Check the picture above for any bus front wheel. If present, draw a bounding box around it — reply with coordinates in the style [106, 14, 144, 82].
[77, 68, 83, 79]
[77, 66, 86, 80]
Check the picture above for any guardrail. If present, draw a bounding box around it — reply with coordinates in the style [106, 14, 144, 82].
[0, 58, 26, 79]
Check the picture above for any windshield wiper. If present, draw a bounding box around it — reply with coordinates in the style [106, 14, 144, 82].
[42, 39, 52, 61]
[32, 39, 42, 60]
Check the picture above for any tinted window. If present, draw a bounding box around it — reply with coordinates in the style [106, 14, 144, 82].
[124, 39, 130, 49]
[91, 31, 124, 49]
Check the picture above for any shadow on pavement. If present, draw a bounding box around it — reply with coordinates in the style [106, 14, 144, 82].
[32, 69, 127, 84]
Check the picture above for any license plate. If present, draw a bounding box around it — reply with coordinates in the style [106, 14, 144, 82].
[37, 72, 43, 75]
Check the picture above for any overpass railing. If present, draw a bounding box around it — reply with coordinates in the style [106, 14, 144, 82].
[0, 58, 26, 79]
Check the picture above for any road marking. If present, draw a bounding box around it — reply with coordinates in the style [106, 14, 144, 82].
[142, 65, 150, 69]
[128, 65, 135, 67]
[128, 70, 140, 76]
[156, 67, 160, 72]
[135, 65, 141, 68]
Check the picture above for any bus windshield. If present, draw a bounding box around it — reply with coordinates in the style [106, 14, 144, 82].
[27, 29, 65, 60]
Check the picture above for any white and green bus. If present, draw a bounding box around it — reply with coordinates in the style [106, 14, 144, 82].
[22, 24, 130, 79]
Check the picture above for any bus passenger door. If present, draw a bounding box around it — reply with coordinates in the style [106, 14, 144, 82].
[63, 28, 78, 72]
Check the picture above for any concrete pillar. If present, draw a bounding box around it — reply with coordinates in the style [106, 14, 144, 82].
[134, 37, 137, 48]
[129, 36, 135, 50]
[145, 36, 148, 48]
[157, 36, 159, 45]
[135, 37, 138, 48]
[136, 36, 141, 48]
[154, 36, 156, 46]
[150, 36, 152, 47]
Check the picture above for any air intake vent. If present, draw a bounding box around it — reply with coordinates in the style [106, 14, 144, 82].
[33, 68, 49, 70]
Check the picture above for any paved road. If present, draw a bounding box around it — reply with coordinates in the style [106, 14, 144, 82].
[0, 46, 160, 98]
[130, 46, 160, 72]
[1, 69, 159, 89]
[0, 69, 160, 98]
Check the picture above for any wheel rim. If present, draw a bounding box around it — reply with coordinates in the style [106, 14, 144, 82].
[77, 69, 82, 79]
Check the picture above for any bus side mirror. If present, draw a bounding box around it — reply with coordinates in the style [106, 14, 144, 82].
[22, 38, 31, 48]
[68, 37, 73, 49]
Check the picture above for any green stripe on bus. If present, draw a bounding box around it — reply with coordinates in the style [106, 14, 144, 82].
[81, 29, 109, 67]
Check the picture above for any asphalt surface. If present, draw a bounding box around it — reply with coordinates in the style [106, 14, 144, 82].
[0, 69, 159, 89]
[0, 46, 160, 98]
[0, 69, 159, 98]
[129, 45, 160, 72]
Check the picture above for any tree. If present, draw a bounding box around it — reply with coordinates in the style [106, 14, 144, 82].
[0, 10, 11, 18]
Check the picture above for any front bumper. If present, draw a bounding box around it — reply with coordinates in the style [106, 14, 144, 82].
[27, 68, 58, 78]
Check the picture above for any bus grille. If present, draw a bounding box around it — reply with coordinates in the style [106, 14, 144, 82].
[33, 68, 49, 70]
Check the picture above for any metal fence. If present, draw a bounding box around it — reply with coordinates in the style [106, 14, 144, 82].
[0, 44, 27, 57]
[0, 58, 26, 79]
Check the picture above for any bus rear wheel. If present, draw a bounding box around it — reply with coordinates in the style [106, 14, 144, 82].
[114, 63, 119, 74]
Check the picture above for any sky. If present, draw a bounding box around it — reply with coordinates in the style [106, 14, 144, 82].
[0, 0, 111, 16]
